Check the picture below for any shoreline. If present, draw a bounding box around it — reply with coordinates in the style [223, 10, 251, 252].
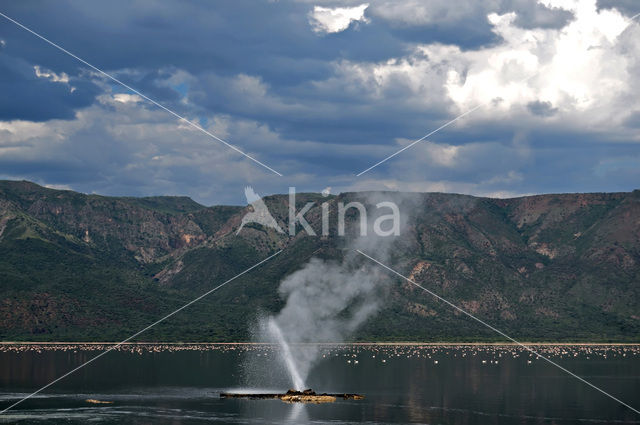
[2, 341, 639, 346]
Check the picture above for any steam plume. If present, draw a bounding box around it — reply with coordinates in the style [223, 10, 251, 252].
[247, 192, 411, 389]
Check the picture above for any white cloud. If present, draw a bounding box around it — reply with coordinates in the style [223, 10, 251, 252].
[443, 0, 638, 127]
[365, 0, 573, 29]
[395, 138, 460, 167]
[324, 0, 640, 134]
[368, 0, 495, 27]
[346, 176, 531, 198]
[309, 3, 369, 34]
[43, 183, 73, 190]
[315, 44, 456, 110]
[4, 0, 639, 202]
[112, 93, 143, 104]
[231, 74, 268, 98]
[33, 65, 70, 84]
[0, 97, 282, 204]
[0, 121, 48, 140]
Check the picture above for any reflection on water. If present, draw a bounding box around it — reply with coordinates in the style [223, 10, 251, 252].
[0, 344, 639, 424]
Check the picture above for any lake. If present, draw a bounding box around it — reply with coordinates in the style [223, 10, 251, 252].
[0, 344, 638, 424]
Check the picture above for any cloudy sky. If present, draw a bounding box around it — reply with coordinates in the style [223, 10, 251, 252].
[0, 0, 638, 205]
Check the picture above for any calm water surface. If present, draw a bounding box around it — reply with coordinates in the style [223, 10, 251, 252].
[0, 344, 638, 424]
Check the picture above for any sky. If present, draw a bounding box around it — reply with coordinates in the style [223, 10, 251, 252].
[0, 0, 639, 205]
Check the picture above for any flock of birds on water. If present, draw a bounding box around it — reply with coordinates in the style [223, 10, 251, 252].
[1, 343, 638, 365]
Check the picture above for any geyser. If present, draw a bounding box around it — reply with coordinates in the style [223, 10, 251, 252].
[267, 317, 305, 390]
[241, 193, 413, 396]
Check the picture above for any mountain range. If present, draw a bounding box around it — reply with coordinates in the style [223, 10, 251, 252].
[1, 180, 638, 342]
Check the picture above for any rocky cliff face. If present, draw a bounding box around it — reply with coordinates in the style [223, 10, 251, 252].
[0, 180, 638, 342]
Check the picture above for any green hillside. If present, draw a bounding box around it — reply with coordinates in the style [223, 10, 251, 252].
[0, 180, 638, 342]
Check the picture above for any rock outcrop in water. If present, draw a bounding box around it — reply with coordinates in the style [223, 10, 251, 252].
[220, 389, 364, 403]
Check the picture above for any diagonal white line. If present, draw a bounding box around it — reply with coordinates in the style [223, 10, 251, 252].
[356, 103, 486, 176]
[355, 72, 540, 177]
[356, 249, 640, 416]
[0, 249, 282, 415]
[0, 11, 283, 177]
[356, 13, 640, 177]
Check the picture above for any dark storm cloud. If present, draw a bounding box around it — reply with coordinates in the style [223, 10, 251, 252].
[0, 1, 411, 125]
[0, 51, 100, 121]
[0, 0, 573, 129]
[0, 1, 505, 119]
[597, 0, 640, 17]
[370, 1, 572, 52]
[511, 0, 574, 29]
[188, 69, 451, 149]
[623, 111, 640, 128]
[527, 100, 558, 117]
[1, 1, 387, 84]
[0, 0, 638, 203]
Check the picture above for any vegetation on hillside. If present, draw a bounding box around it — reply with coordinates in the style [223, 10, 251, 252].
[0, 181, 638, 342]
